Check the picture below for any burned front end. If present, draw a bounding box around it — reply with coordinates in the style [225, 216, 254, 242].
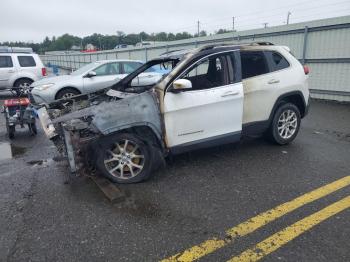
[37, 90, 162, 175]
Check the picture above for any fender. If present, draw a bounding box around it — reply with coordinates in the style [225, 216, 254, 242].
[242, 91, 308, 136]
[268, 90, 307, 123]
[91, 91, 163, 142]
[12, 76, 35, 87]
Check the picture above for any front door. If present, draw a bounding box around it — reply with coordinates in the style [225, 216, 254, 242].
[164, 51, 244, 151]
[83, 62, 122, 93]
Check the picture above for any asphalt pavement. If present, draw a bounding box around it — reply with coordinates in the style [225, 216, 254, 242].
[0, 96, 349, 262]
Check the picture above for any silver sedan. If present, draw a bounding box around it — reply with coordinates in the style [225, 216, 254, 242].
[30, 59, 162, 104]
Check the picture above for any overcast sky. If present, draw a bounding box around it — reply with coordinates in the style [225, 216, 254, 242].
[1, 0, 349, 42]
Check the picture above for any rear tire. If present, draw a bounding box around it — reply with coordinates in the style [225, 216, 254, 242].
[267, 103, 301, 145]
[56, 88, 80, 100]
[14, 79, 33, 96]
[95, 133, 153, 184]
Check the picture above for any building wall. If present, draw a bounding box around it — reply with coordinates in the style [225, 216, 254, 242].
[40, 16, 350, 102]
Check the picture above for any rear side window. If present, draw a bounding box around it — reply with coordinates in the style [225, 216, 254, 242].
[241, 51, 269, 79]
[17, 56, 36, 67]
[268, 51, 290, 71]
[0, 56, 13, 68]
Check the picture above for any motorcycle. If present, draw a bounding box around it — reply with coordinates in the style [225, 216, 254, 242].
[2, 91, 37, 139]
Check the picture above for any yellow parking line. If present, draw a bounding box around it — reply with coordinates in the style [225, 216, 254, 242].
[228, 195, 350, 262]
[161, 176, 350, 262]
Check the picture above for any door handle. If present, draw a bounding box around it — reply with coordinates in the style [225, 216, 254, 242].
[221, 91, 239, 97]
[268, 79, 280, 84]
[8, 70, 15, 73]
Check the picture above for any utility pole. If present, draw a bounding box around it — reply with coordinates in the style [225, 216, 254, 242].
[263, 23, 268, 28]
[287, 11, 291, 25]
[232, 16, 235, 31]
[197, 20, 200, 37]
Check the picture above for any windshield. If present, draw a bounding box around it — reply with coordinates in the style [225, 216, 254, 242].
[70, 62, 101, 76]
[112, 59, 179, 92]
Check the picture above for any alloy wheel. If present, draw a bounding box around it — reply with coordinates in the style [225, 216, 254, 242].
[62, 93, 76, 99]
[103, 139, 145, 179]
[277, 109, 298, 139]
[19, 82, 31, 94]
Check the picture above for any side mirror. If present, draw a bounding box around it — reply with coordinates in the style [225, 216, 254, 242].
[172, 79, 192, 91]
[85, 71, 97, 78]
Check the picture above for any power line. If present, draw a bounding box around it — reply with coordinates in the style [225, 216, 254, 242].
[200, 2, 349, 31]
[287, 11, 292, 25]
[166, 0, 349, 33]
[197, 20, 200, 37]
[197, 0, 340, 24]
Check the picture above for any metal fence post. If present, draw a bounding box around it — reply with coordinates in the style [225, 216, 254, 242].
[302, 26, 309, 65]
[145, 47, 148, 62]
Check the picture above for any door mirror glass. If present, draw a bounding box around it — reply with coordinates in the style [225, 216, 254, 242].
[172, 79, 192, 91]
[85, 71, 97, 78]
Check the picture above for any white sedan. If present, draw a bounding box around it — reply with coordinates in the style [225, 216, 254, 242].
[30, 60, 162, 104]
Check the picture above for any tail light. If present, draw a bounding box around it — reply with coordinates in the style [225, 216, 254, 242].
[303, 65, 310, 75]
[42, 67, 47, 76]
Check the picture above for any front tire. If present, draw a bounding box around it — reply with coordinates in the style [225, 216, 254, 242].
[268, 103, 301, 145]
[96, 133, 153, 184]
[56, 88, 80, 100]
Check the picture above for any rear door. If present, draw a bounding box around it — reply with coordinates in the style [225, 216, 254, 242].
[0, 55, 15, 89]
[83, 62, 122, 93]
[241, 50, 290, 124]
[164, 51, 244, 151]
[17, 55, 37, 79]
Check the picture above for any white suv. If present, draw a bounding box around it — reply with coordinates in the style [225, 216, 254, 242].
[38, 42, 310, 183]
[0, 47, 47, 94]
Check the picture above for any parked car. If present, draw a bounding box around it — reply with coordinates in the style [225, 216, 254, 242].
[37, 42, 310, 183]
[30, 60, 163, 104]
[0, 47, 47, 94]
[114, 44, 130, 49]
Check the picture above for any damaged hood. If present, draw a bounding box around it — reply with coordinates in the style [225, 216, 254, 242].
[51, 90, 162, 137]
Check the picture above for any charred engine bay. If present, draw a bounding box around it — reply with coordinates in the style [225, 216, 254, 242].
[42, 88, 162, 174]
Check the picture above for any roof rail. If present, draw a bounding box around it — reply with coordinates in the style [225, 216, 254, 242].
[251, 42, 274, 46]
[0, 46, 34, 54]
[198, 41, 274, 51]
[159, 49, 184, 57]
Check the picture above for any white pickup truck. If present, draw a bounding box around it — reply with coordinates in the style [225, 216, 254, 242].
[37, 42, 310, 183]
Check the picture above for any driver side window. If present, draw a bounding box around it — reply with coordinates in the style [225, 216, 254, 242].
[181, 54, 228, 91]
[94, 63, 110, 76]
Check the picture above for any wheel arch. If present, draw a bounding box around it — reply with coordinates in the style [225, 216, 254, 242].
[269, 91, 307, 123]
[55, 86, 81, 100]
[13, 77, 34, 87]
[102, 124, 165, 151]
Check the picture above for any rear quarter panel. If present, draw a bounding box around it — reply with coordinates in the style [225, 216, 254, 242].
[242, 47, 309, 124]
